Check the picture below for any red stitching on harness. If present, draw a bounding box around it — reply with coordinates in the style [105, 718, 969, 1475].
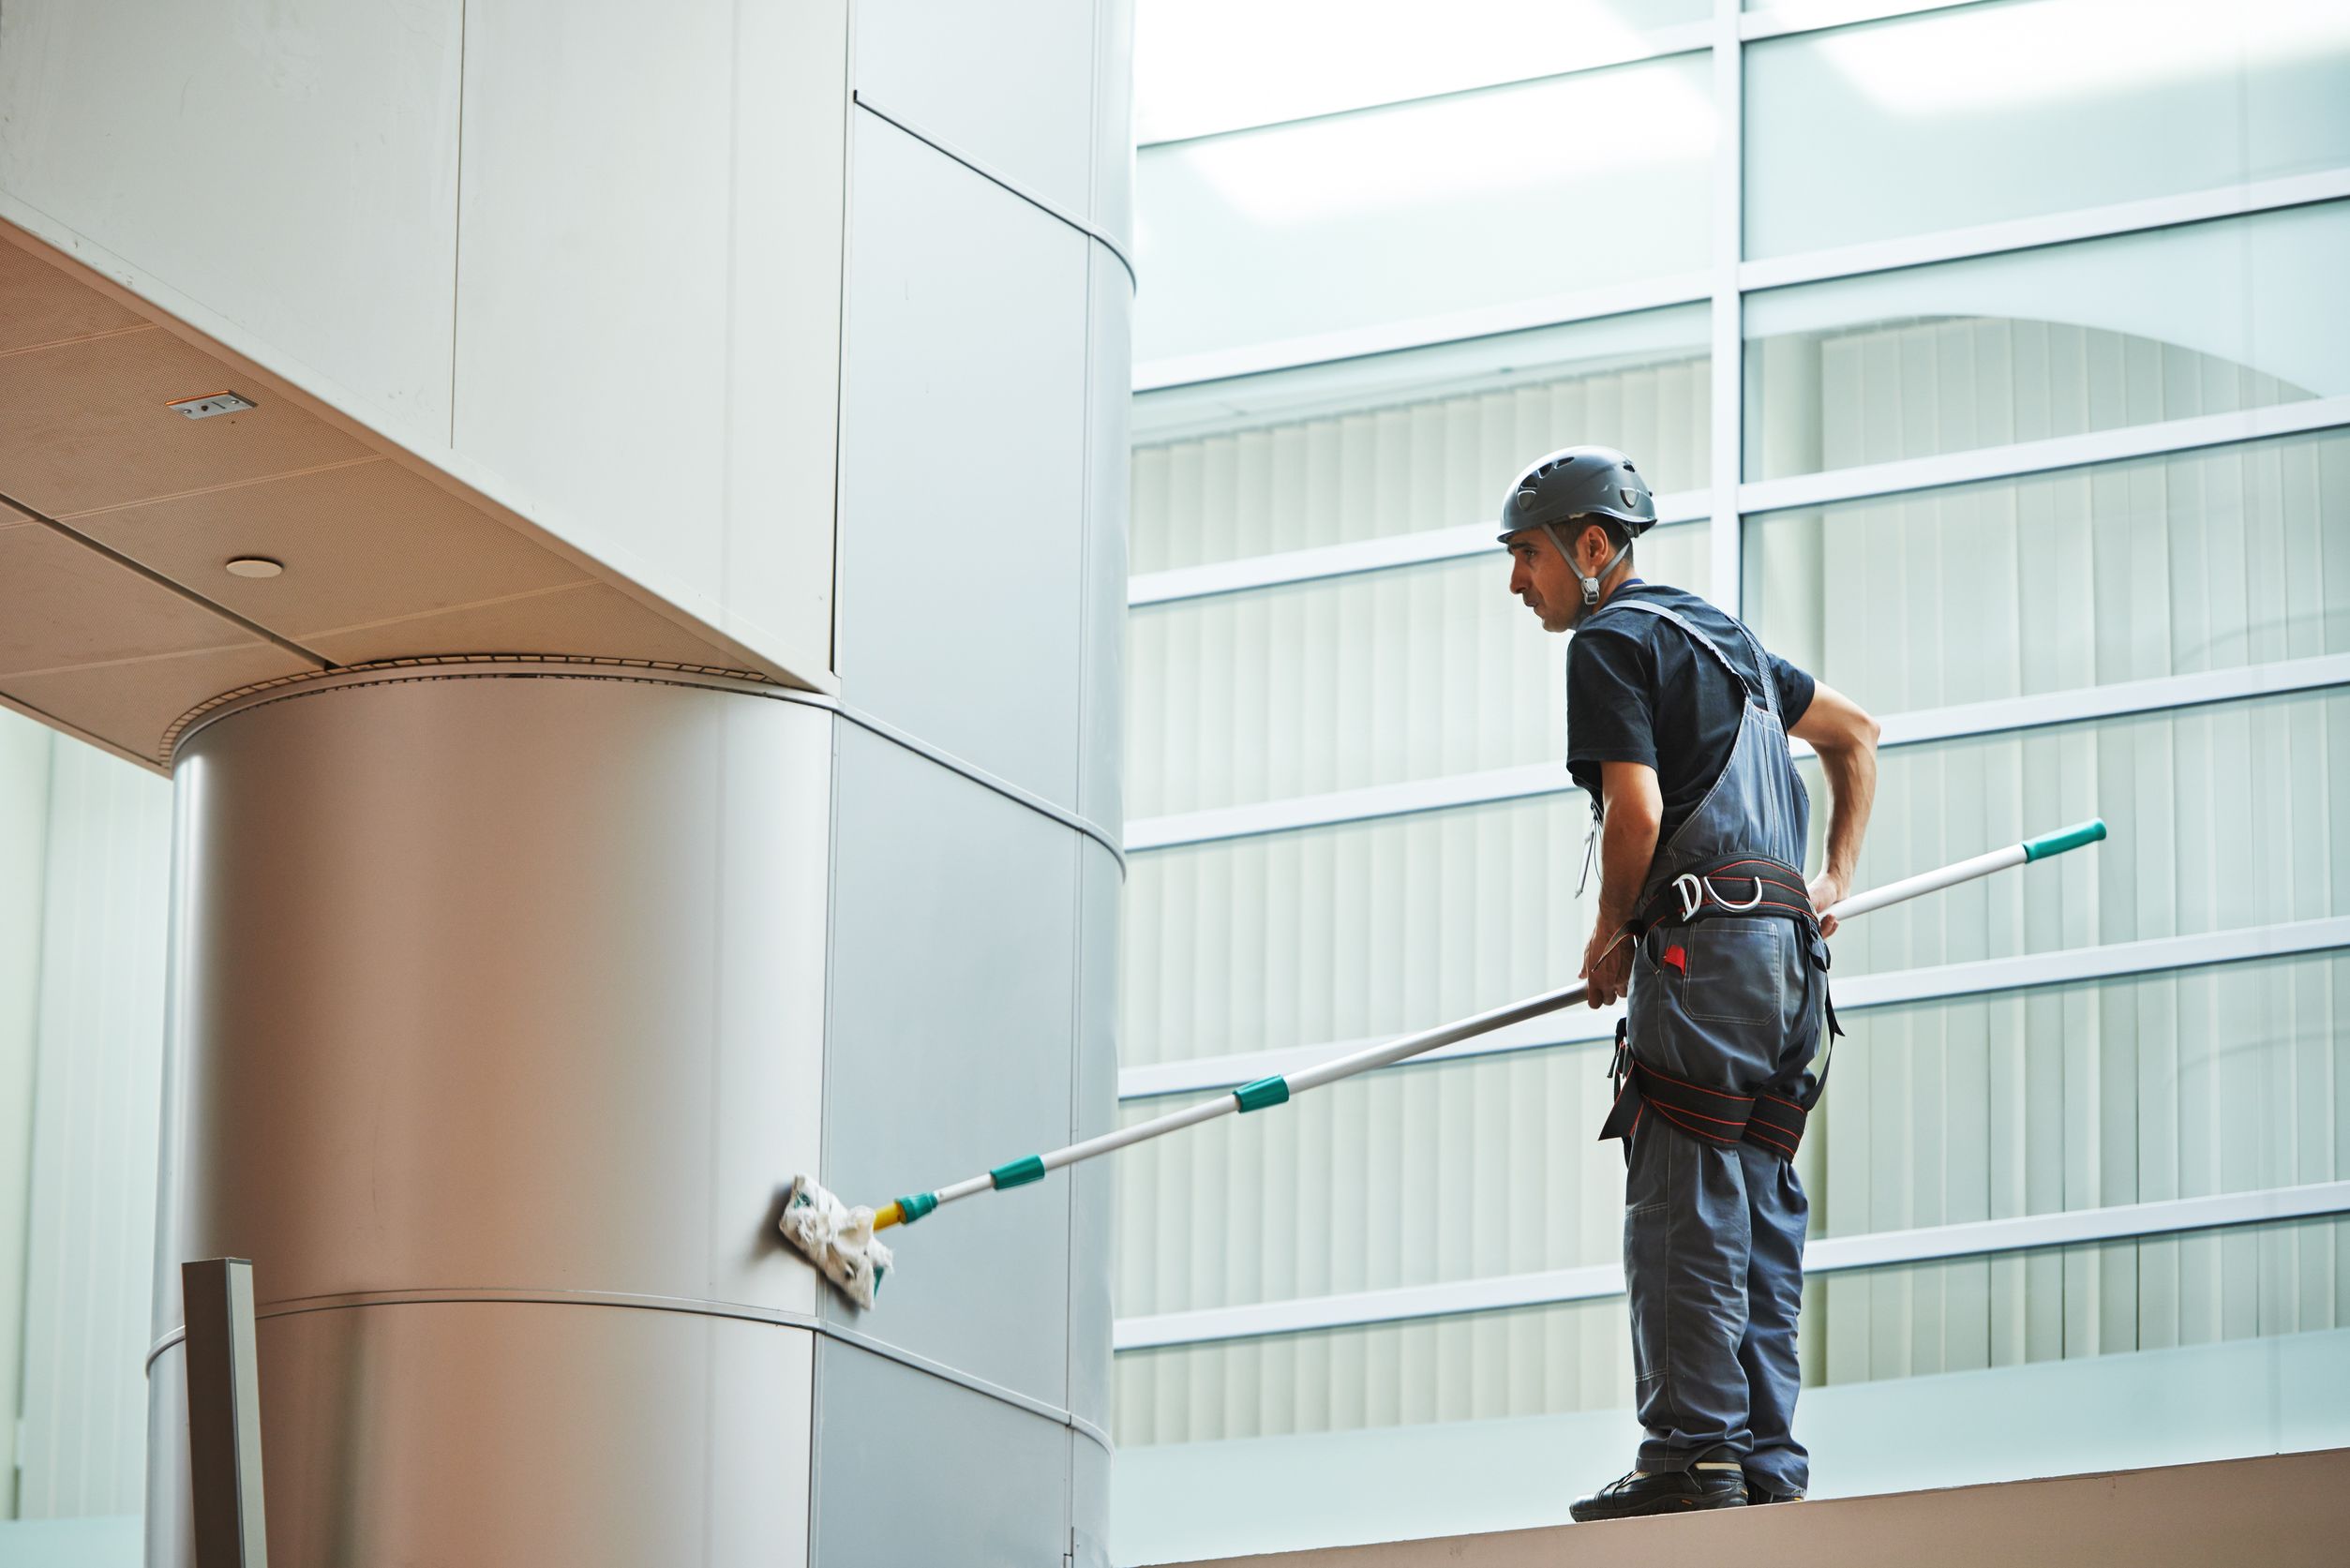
[1759, 1091, 1807, 1112]
[1635, 1062, 1755, 1103]
[1647, 1098, 1749, 1130]
[1647, 1104, 1741, 1144]
[1743, 1124, 1801, 1157]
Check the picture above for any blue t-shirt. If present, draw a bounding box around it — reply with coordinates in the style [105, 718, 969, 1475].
[1565, 581, 1815, 844]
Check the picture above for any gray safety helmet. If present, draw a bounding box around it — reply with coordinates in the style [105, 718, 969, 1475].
[1496, 445, 1657, 609]
[1495, 445, 1656, 545]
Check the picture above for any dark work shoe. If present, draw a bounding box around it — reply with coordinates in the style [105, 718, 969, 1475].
[1748, 1486, 1806, 1505]
[1569, 1464, 1747, 1522]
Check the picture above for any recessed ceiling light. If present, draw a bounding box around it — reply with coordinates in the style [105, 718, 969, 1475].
[169, 391, 256, 420]
[225, 558, 283, 579]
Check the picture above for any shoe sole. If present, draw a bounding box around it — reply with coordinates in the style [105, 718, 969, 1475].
[1569, 1492, 1748, 1523]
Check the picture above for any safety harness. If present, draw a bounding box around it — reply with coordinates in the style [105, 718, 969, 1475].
[1601, 851, 1842, 1159]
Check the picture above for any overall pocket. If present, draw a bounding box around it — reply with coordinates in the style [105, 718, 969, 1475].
[1674, 921, 1789, 1027]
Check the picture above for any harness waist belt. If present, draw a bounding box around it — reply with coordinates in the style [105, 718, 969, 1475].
[1627, 853, 1814, 938]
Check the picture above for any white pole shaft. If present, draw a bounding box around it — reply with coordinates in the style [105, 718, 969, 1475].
[1826, 844, 2025, 923]
[915, 825, 2097, 1213]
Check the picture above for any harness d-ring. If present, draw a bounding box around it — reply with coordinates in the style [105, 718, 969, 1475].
[1703, 875, 1767, 913]
[1672, 873, 1705, 921]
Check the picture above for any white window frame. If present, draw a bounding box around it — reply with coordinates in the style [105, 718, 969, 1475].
[1115, 1177, 2350, 1350]
[1113, 0, 2350, 1372]
[1126, 652, 2350, 849]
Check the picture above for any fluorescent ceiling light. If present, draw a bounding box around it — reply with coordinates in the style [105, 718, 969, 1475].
[1177, 61, 1714, 225]
[1814, 0, 2350, 116]
[1135, 0, 1677, 143]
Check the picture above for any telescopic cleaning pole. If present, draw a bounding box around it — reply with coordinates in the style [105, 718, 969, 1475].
[865, 817, 2108, 1233]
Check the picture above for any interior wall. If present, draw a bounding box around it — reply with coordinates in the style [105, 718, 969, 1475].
[0, 711, 53, 1516]
[0, 723, 172, 1518]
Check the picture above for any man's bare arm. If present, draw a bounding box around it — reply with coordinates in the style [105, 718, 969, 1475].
[1788, 679, 1880, 935]
[1581, 760, 1662, 1007]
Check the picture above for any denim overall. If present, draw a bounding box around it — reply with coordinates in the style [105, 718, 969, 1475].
[1590, 594, 1828, 1497]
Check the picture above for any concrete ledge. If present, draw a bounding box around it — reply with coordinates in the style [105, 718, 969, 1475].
[1158, 1447, 2350, 1568]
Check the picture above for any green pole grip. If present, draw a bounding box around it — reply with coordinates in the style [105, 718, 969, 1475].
[894, 1191, 938, 1224]
[2021, 818, 2108, 861]
[1234, 1075, 1292, 1113]
[990, 1155, 1047, 1190]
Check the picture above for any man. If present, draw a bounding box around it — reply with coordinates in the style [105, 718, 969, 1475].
[1499, 445, 1879, 1518]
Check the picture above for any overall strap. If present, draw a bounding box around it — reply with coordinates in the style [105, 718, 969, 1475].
[1594, 598, 1774, 719]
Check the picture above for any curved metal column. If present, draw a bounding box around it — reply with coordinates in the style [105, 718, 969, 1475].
[146, 667, 833, 1565]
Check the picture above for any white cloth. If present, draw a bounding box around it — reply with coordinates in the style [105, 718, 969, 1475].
[780, 1174, 892, 1310]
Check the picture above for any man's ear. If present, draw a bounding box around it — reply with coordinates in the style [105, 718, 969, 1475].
[1577, 521, 1608, 573]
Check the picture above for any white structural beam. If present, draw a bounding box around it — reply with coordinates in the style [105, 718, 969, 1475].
[1741, 0, 2003, 44]
[1137, 22, 1717, 150]
[1708, 0, 1745, 619]
[1136, 172, 2350, 396]
[1117, 914, 2350, 1101]
[1740, 396, 2350, 519]
[1124, 652, 2350, 850]
[1740, 167, 2350, 294]
[1127, 397, 2350, 617]
[1130, 272, 1712, 396]
[1129, 496, 1708, 607]
[1115, 1178, 2350, 1350]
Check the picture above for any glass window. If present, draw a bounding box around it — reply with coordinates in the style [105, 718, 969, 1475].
[1127, 525, 1711, 819]
[1744, 427, 2350, 717]
[1115, 1296, 1633, 1446]
[1744, 202, 2350, 480]
[1744, 0, 2350, 258]
[1136, 0, 1712, 144]
[1133, 53, 1715, 367]
[1133, 306, 1710, 574]
[1124, 686, 2350, 1068]
[1796, 686, 2349, 979]
[1113, 948, 2350, 1446]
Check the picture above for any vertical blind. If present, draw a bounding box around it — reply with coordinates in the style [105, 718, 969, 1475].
[1131, 348, 1708, 575]
[1115, 309, 2350, 1446]
[1130, 526, 1709, 819]
[13, 739, 174, 1515]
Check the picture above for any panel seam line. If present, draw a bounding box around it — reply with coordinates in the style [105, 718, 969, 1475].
[849, 92, 1136, 289]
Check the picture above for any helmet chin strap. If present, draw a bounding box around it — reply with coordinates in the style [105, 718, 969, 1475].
[1541, 522, 1632, 616]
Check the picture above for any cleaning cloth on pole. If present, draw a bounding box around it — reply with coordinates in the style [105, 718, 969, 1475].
[782, 1174, 892, 1309]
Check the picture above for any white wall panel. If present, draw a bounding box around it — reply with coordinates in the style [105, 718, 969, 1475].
[812, 1340, 1072, 1568]
[1093, 0, 1139, 249]
[1082, 248, 1133, 830]
[452, 0, 731, 620]
[452, 0, 848, 680]
[835, 113, 1090, 806]
[0, 0, 463, 452]
[14, 739, 172, 1516]
[1070, 841, 1123, 1431]
[823, 724, 1078, 1408]
[854, 0, 1100, 220]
